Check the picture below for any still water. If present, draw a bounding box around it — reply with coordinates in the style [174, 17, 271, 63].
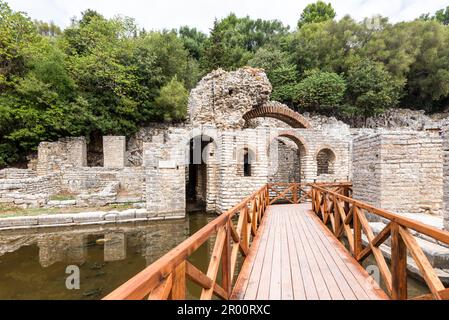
[0, 213, 428, 300]
[0, 213, 216, 300]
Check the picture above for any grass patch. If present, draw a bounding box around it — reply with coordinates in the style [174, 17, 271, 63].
[49, 194, 76, 201]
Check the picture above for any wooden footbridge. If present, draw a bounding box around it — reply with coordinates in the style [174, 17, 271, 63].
[103, 183, 449, 300]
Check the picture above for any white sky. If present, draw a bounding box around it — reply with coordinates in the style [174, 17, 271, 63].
[5, 0, 449, 33]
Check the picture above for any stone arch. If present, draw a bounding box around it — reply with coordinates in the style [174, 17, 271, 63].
[316, 148, 337, 176]
[267, 131, 309, 183]
[243, 105, 312, 129]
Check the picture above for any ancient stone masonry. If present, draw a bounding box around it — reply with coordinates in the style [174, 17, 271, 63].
[188, 67, 272, 130]
[442, 122, 449, 230]
[3, 67, 449, 228]
[353, 131, 443, 216]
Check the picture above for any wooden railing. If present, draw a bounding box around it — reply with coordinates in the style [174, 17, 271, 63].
[103, 185, 270, 300]
[311, 184, 449, 300]
[268, 182, 352, 205]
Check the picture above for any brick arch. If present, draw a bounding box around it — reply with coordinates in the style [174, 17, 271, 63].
[243, 105, 312, 129]
[273, 130, 309, 155]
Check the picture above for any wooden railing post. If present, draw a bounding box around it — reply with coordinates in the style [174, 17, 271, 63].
[171, 261, 186, 300]
[311, 188, 315, 212]
[293, 184, 298, 204]
[391, 223, 407, 300]
[353, 206, 362, 257]
[221, 220, 232, 298]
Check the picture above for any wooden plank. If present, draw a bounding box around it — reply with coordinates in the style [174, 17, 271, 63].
[185, 261, 228, 300]
[288, 206, 319, 300]
[201, 227, 227, 300]
[298, 210, 357, 300]
[357, 222, 392, 262]
[280, 211, 294, 300]
[356, 208, 393, 295]
[312, 185, 449, 246]
[222, 222, 232, 297]
[231, 208, 271, 300]
[254, 207, 277, 299]
[171, 261, 186, 300]
[335, 200, 354, 253]
[103, 184, 269, 300]
[391, 223, 407, 300]
[284, 212, 306, 300]
[230, 208, 247, 283]
[411, 288, 449, 300]
[269, 210, 282, 299]
[293, 210, 343, 300]
[305, 208, 388, 300]
[353, 206, 363, 257]
[399, 226, 445, 300]
[292, 206, 331, 300]
[148, 274, 172, 300]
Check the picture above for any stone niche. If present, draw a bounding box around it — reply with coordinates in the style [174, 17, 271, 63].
[103, 136, 126, 168]
[352, 131, 443, 216]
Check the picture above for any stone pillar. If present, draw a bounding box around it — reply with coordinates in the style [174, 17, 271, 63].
[103, 136, 126, 168]
[442, 123, 449, 230]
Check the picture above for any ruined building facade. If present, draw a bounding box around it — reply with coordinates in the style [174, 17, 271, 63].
[1, 67, 448, 231]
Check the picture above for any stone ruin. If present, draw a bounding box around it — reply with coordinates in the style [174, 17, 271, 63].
[0, 66, 449, 235]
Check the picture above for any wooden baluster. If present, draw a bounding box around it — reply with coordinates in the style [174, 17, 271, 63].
[343, 186, 350, 214]
[221, 220, 232, 298]
[171, 261, 186, 300]
[311, 189, 315, 211]
[293, 184, 298, 204]
[334, 195, 341, 237]
[353, 206, 362, 257]
[242, 207, 249, 254]
[391, 222, 407, 300]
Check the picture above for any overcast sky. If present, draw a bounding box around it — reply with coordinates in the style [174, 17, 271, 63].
[5, 0, 449, 33]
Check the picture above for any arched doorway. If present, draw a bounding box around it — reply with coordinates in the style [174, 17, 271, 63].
[268, 132, 308, 184]
[186, 135, 218, 212]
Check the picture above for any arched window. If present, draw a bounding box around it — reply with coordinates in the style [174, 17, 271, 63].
[317, 148, 336, 175]
[244, 149, 251, 177]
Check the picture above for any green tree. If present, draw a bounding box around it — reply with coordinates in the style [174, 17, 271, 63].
[346, 59, 404, 120]
[154, 77, 189, 121]
[178, 26, 207, 60]
[296, 70, 346, 111]
[298, 1, 336, 29]
[435, 6, 449, 25]
[201, 14, 288, 71]
[290, 16, 366, 75]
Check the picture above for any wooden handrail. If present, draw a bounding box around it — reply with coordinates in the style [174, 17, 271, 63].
[104, 181, 449, 301]
[103, 184, 270, 300]
[310, 184, 449, 300]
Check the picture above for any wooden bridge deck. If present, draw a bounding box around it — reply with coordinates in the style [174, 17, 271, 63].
[232, 204, 388, 300]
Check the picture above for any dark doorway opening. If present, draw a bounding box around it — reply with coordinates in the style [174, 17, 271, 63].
[186, 135, 214, 212]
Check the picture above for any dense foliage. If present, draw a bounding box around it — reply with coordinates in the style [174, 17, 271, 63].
[1, 0, 449, 165]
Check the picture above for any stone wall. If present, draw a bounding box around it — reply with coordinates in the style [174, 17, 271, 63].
[442, 123, 449, 229]
[353, 131, 443, 215]
[268, 139, 300, 183]
[37, 137, 87, 176]
[143, 127, 189, 217]
[103, 136, 126, 168]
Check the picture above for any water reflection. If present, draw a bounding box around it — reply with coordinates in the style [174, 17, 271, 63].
[0, 213, 215, 300]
